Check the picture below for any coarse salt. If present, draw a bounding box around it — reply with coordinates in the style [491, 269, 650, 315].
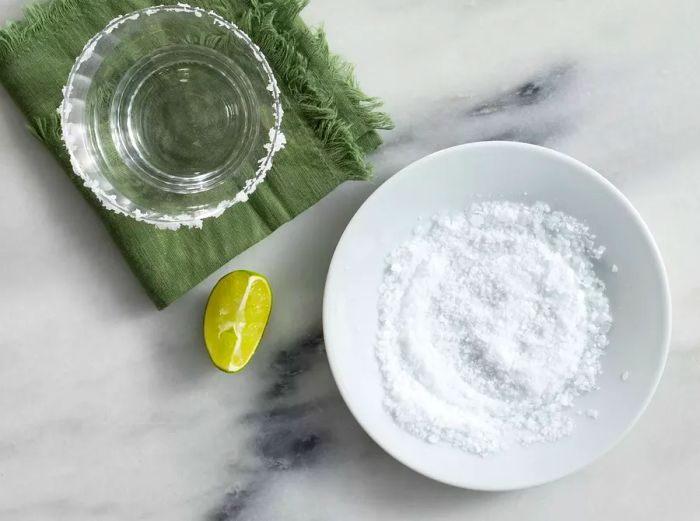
[376, 201, 612, 455]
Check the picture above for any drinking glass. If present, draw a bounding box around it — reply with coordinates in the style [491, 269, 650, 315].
[61, 5, 284, 228]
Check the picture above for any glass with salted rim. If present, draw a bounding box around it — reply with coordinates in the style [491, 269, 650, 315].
[61, 5, 285, 229]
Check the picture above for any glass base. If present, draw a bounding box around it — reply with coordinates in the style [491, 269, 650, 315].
[110, 45, 260, 194]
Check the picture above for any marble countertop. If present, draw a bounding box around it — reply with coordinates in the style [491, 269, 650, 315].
[1, 0, 699, 519]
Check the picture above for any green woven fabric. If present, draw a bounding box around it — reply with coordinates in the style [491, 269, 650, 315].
[0, 0, 391, 308]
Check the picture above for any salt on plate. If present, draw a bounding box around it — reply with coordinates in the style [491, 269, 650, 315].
[375, 201, 612, 456]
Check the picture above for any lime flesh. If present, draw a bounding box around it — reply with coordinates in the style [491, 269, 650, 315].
[203, 270, 272, 372]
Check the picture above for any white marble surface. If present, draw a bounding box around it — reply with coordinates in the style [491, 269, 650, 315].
[1, 0, 699, 519]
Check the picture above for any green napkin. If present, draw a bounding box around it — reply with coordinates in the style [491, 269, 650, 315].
[0, 0, 391, 308]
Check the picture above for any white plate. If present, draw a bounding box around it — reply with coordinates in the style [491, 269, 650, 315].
[323, 142, 671, 490]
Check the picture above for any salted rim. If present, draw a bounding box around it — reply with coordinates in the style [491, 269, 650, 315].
[59, 4, 285, 230]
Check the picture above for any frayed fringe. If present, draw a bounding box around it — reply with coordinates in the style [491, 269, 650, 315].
[0, 0, 393, 180]
[0, 0, 81, 63]
[235, 0, 393, 179]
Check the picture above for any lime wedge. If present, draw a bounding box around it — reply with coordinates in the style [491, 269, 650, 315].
[203, 270, 272, 373]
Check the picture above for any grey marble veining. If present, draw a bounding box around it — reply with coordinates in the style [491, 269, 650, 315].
[2, 0, 700, 519]
[377, 63, 575, 174]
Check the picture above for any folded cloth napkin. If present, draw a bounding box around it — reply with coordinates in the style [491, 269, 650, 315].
[0, 0, 391, 308]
